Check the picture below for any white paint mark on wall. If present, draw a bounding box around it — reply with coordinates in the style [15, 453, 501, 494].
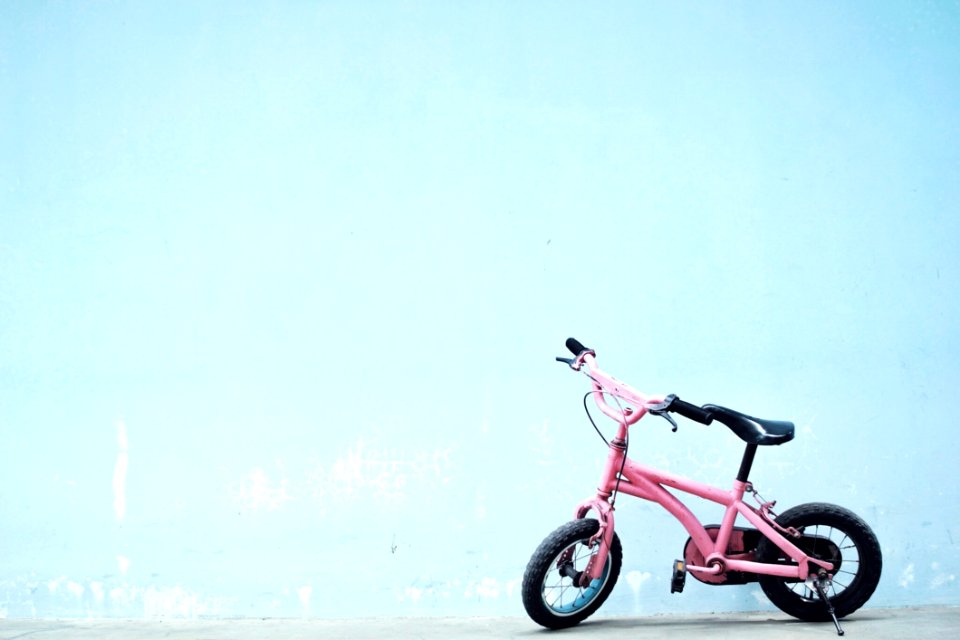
[465, 577, 499, 599]
[110, 586, 137, 607]
[233, 467, 292, 511]
[899, 563, 915, 588]
[143, 586, 207, 619]
[113, 420, 129, 522]
[474, 488, 487, 521]
[66, 581, 84, 598]
[41, 579, 102, 606]
[297, 585, 312, 615]
[931, 574, 956, 588]
[625, 570, 651, 594]
[301, 440, 453, 506]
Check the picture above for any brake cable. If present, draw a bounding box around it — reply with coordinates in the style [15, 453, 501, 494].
[580, 386, 630, 506]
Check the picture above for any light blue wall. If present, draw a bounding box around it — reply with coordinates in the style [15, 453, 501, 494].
[2, 0, 958, 619]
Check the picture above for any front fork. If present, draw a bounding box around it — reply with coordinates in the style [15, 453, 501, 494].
[570, 495, 617, 587]
[564, 430, 628, 587]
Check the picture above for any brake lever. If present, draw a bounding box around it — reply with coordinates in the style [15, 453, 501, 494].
[658, 411, 679, 432]
[555, 356, 577, 368]
[646, 395, 679, 432]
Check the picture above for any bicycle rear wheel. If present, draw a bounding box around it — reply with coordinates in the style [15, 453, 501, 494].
[755, 502, 882, 621]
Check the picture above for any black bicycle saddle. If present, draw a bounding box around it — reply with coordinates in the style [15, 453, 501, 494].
[701, 405, 795, 446]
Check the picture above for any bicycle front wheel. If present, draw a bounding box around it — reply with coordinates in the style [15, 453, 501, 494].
[521, 519, 622, 629]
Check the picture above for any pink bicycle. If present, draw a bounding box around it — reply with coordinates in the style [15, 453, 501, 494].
[522, 339, 882, 636]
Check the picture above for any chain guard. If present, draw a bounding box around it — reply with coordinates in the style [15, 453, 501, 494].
[683, 526, 762, 585]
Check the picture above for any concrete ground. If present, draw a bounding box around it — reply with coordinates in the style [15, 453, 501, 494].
[0, 606, 956, 639]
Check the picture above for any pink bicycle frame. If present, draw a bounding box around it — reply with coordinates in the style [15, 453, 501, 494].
[570, 353, 833, 585]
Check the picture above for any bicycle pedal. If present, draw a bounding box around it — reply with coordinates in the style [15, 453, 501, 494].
[670, 559, 686, 593]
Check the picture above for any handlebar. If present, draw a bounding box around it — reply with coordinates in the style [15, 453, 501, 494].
[565, 337, 592, 357]
[664, 395, 714, 425]
[561, 337, 713, 429]
[563, 337, 658, 426]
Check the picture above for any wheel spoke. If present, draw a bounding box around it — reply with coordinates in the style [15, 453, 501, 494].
[536, 528, 618, 617]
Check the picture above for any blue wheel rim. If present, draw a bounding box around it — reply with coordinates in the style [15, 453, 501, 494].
[541, 540, 612, 616]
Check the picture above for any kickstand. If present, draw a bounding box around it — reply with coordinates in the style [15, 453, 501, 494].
[812, 574, 845, 636]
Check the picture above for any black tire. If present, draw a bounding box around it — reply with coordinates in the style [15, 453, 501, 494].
[521, 519, 622, 629]
[755, 502, 882, 621]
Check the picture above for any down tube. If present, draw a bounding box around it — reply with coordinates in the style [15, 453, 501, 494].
[615, 470, 715, 557]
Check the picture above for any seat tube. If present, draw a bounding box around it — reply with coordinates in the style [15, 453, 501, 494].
[710, 451, 756, 559]
[736, 444, 758, 483]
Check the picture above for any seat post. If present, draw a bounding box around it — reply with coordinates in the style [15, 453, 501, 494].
[736, 444, 758, 483]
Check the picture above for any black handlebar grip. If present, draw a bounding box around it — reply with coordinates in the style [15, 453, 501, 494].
[668, 397, 714, 425]
[566, 337, 591, 356]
